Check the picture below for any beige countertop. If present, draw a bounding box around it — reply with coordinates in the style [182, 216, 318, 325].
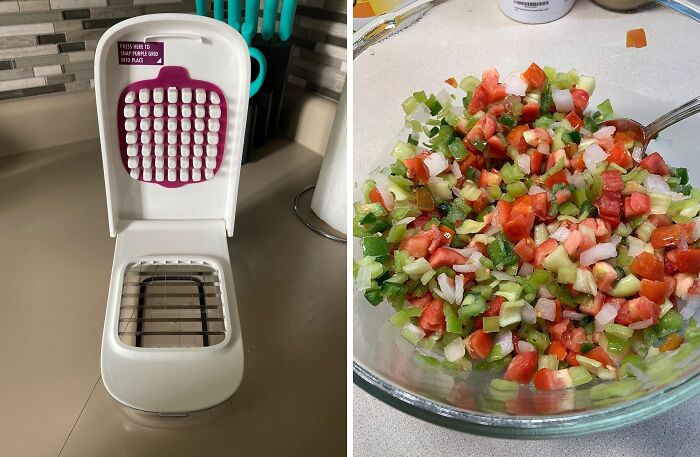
[0, 138, 346, 457]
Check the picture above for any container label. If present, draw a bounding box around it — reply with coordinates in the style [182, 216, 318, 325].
[117, 41, 164, 66]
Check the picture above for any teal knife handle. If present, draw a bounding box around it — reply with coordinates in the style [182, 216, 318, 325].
[244, 0, 260, 28]
[248, 47, 266, 97]
[195, 0, 206, 15]
[242, 22, 254, 46]
[261, 0, 279, 41]
[228, 0, 241, 30]
[279, 0, 296, 41]
[214, 0, 224, 20]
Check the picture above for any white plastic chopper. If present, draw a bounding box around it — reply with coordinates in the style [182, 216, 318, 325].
[94, 14, 249, 414]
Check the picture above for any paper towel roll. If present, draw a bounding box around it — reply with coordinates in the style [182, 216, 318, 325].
[311, 81, 347, 234]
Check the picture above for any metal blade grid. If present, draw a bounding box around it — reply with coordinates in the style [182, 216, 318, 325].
[119, 260, 226, 348]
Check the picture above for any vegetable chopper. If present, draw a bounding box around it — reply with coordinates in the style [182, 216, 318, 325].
[95, 14, 248, 414]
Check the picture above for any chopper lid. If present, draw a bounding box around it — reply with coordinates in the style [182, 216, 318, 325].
[95, 14, 250, 237]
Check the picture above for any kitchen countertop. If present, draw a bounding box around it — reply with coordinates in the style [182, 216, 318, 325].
[353, 0, 700, 454]
[0, 138, 346, 457]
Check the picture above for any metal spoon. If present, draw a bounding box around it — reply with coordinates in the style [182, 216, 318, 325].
[602, 96, 700, 153]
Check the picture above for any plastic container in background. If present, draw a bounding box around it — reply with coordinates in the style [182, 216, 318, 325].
[498, 0, 576, 23]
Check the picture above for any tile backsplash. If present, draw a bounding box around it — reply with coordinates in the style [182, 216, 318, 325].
[0, 0, 346, 101]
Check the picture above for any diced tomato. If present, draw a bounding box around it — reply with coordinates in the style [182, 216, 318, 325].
[624, 192, 651, 218]
[481, 68, 507, 103]
[521, 103, 540, 122]
[368, 187, 389, 211]
[465, 330, 493, 359]
[580, 292, 605, 315]
[570, 153, 586, 172]
[503, 212, 535, 244]
[543, 169, 568, 189]
[408, 293, 433, 309]
[459, 151, 487, 173]
[596, 193, 622, 229]
[504, 351, 538, 384]
[535, 239, 558, 268]
[626, 28, 647, 48]
[533, 368, 572, 391]
[400, 226, 441, 258]
[601, 169, 623, 192]
[486, 296, 505, 317]
[584, 346, 616, 368]
[530, 150, 544, 175]
[403, 157, 430, 184]
[529, 192, 549, 219]
[418, 299, 446, 333]
[522, 63, 546, 89]
[614, 130, 637, 144]
[640, 279, 668, 305]
[649, 214, 673, 227]
[667, 249, 700, 274]
[487, 103, 506, 117]
[507, 125, 530, 153]
[650, 224, 693, 249]
[428, 246, 467, 268]
[548, 319, 570, 341]
[514, 238, 536, 263]
[471, 191, 489, 214]
[444, 77, 458, 88]
[607, 141, 633, 169]
[438, 225, 455, 246]
[615, 296, 661, 325]
[631, 251, 664, 281]
[564, 111, 583, 129]
[547, 340, 567, 361]
[408, 212, 432, 229]
[570, 88, 589, 114]
[665, 256, 678, 276]
[467, 84, 489, 115]
[478, 169, 503, 187]
[565, 351, 580, 367]
[485, 135, 508, 159]
[561, 327, 586, 353]
[639, 152, 669, 176]
[496, 200, 512, 226]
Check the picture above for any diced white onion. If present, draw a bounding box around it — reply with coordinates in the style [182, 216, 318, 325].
[495, 330, 514, 356]
[519, 262, 534, 276]
[681, 294, 700, 320]
[375, 181, 395, 210]
[492, 271, 517, 281]
[521, 303, 537, 324]
[437, 273, 456, 304]
[528, 185, 548, 196]
[504, 72, 528, 96]
[444, 336, 466, 362]
[692, 217, 700, 241]
[580, 127, 592, 137]
[570, 171, 586, 188]
[537, 142, 551, 155]
[408, 104, 431, 122]
[595, 302, 620, 331]
[445, 246, 476, 258]
[610, 235, 622, 247]
[538, 286, 555, 299]
[552, 89, 574, 112]
[632, 146, 643, 162]
[517, 154, 531, 174]
[580, 242, 617, 266]
[403, 322, 425, 340]
[427, 176, 443, 184]
[551, 226, 572, 242]
[453, 264, 478, 273]
[355, 266, 372, 291]
[644, 174, 671, 195]
[629, 319, 654, 330]
[563, 310, 586, 321]
[454, 274, 465, 306]
[593, 125, 616, 140]
[583, 143, 607, 172]
[451, 160, 463, 179]
[627, 237, 646, 258]
[396, 216, 416, 225]
[518, 340, 536, 353]
[535, 298, 556, 321]
[424, 152, 449, 177]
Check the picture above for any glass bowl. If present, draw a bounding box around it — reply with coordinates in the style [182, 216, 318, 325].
[353, 1, 700, 438]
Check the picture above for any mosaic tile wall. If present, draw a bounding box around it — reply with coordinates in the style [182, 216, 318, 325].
[0, 0, 346, 101]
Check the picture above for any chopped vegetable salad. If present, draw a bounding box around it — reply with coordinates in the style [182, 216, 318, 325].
[354, 63, 700, 390]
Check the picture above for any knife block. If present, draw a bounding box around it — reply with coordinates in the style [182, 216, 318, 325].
[241, 37, 294, 163]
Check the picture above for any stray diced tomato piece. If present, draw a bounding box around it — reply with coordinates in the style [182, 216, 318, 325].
[504, 351, 538, 384]
[521, 103, 540, 121]
[533, 368, 572, 391]
[486, 135, 508, 159]
[403, 157, 430, 184]
[565, 351, 580, 367]
[570, 153, 586, 172]
[535, 239, 558, 268]
[601, 169, 623, 192]
[479, 169, 503, 187]
[368, 187, 389, 211]
[640, 279, 668, 304]
[667, 249, 700, 274]
[530, 150, 544, 175]
[639, 152, 669, 175]
[465, 330, 493, 359]
[631, 251, 664, 281]
[496, 200, 512, 226]
[408, 293, 433, 309]
[468, 84, 489, 115]
[615, 296, 660, 326]
[584, 346, 616, 368]
[507, 125, 530, 153]
[503, 212, 535, 244]
[444, 77, 458, 88]
[607, 141, 633, 169]
[650, 224, 693, 249]
[626, 28, 647, 48]
[659, 333, 684, 352]
[570, 88, 590, 114]
[561, 327, 586, 352]
[547, 341, 567, 361]
[544, 169, 568, 189]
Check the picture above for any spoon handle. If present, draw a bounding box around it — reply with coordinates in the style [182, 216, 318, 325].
[645, 95, 700, 140]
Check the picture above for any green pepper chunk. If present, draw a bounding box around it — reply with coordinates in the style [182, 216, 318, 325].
[499, 114, 516, 128]
[487, 233, 520, 267]
[361, 236, 390, 261]
[364, 288, 383, 306]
